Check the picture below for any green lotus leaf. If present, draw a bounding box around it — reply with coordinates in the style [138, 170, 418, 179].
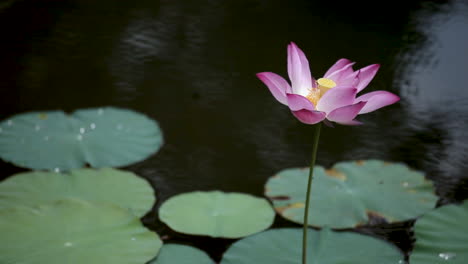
[410, 200, 468, 264]
[265, 160, 437, 228]
[0, 199, 162, 264]
[221, 228, 404, 264]
[149, 244, 214, 264]
[159, 191, 275, 238]
[0, 107, 163, 170]
[0, 168, 155, 217]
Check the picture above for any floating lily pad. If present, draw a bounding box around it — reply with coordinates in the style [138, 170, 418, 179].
[0, 199, 162, 264]
[221, 228, 404, 264]
[0, 107, 163, 170]
[265, 160, 437, 228]
[0, 168, 155, 217]
[410, 200, 468, 264]
[159, 191, 275, 238]
[149, 244, 214, 264]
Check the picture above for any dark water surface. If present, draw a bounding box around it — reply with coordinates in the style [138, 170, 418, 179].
[1, 0, 468, 261]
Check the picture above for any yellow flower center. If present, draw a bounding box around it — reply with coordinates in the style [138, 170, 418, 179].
[305, 78, 337, 106]
[317, 78, 337, 92]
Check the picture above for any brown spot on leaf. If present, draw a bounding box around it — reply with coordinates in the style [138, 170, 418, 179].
[355, 160, 365, 166]
[325, 169, 346, 181]
[275, 202, 305, 214]
[38, 113, 48, 120]
[383, 161, 392, 166]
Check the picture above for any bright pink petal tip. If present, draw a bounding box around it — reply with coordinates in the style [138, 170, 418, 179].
[325, 61, 355, 82]
[257, 72, 292, 105]
[336, 70, 360, 87]
[327, 101, 367, 124]
[324, 58, 352, 77]
[291, 109, 326, 124]
[356, 64, 380, 92]
[287, 42, 313, 94]
[286, 93, 315, 111]
[356, 91, 400, 114]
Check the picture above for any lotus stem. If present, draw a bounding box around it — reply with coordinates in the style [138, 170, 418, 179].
[302, 122, 322, 264]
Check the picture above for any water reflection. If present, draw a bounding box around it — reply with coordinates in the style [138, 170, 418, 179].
[109, 4, 180, 102]
[397, 1, 468, 110]
[394, 0, 468, 202]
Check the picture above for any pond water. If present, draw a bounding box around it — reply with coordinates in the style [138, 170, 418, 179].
[1, 0, 468, 261]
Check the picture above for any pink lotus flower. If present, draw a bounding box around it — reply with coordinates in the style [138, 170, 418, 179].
[257, 42, 400, 125]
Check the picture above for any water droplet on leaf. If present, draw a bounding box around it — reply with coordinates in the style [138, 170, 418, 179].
[438, 252, 456, 260]
[64, 242, 73, 247]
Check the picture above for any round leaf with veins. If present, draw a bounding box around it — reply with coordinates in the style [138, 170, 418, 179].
[221, 228, 404, 264]
[265, 160, 437, 228]
[159, 191, 275, 238]
[410, 200, 468, 264]
[0, 168, 155, 217]
[0, 199, 162, 264]
[0, 107, 163, 170]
